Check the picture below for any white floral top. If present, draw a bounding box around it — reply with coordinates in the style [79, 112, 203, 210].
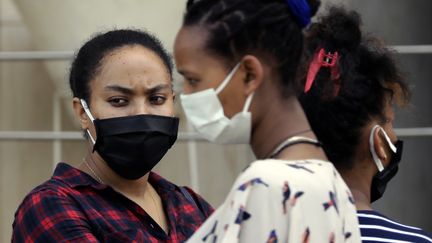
[187, 159, 361, 243]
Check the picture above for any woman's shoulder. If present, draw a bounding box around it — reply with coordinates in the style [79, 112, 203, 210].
[149, 172, 214, 217]
[14, 163, 91, 217]
[13, 178, 78, 233]
[16, 178, 71, 213]
[249, 158, 334, 170]
[242, 159, 337, 181]
[235, 159, 350, 196]
[178, 186, 215, 216]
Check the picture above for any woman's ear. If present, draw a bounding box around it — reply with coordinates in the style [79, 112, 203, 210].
[72, 97, 90, 130]
[240, 55, 264, 96]
[373, 128, 388, 162]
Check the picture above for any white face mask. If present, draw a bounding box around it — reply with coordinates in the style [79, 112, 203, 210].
[180, 63, 254, 144]
[369, 125, 397, 171]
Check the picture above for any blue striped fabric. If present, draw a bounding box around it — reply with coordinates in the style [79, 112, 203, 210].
[357, 210, 432, 243]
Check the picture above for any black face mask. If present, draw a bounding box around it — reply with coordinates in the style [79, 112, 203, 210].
[92, 114, 179, 180]
[371, 140, 403, 202]
[81, 99, 179, 180]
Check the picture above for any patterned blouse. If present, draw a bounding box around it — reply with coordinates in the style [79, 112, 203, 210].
[187, 159, 361, 243]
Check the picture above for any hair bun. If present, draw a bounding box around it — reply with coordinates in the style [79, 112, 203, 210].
[316, 7, 362, 51]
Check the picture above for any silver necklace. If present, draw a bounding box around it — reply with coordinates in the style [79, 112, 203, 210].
[268, 136, 322, 158]
[83, 158, 104, 184]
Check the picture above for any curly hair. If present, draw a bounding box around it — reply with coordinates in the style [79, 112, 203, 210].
[299, 7, 411, 170]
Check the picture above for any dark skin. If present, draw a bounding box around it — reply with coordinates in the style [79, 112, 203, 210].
[340, 99, 398, 210]
[72, 45, 174, 233]
[174, 26, 327, 161]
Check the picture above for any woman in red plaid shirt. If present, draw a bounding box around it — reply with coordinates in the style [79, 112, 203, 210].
[12, 29, 213, 243]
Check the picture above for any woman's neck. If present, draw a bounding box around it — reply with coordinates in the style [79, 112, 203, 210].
[339, 167, 373, 211]
[250, 96, 326, 161]
[81, 150, 151, 198]
[80, 146, 169, 233]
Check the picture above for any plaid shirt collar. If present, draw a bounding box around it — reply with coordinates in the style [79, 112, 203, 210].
[53, 162, 176, 192]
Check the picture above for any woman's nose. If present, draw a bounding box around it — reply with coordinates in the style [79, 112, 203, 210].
[133, 101, 150, 115]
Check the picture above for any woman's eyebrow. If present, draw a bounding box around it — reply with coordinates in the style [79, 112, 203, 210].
[104, 83, 172, 95]
[145, 84, 172, 94]
[177, 69, 197, 77]
[104, 84, 134, 95]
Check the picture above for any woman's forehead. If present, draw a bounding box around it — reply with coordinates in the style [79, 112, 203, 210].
[90, 46, 171, 90]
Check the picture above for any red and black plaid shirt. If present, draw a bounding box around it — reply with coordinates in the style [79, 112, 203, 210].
[12, 163, 213, 242]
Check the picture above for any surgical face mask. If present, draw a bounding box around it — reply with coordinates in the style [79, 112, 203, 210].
[369, 125, 404, 202]
[180, 63, 254, 144]
[80, 99, 179, 180]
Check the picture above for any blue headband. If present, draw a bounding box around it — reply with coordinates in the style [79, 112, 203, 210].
[285, 0, 312, 28]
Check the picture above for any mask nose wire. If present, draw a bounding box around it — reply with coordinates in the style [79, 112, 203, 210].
[80, 99, 96, 145]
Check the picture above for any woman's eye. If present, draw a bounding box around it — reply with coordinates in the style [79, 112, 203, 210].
[186, 78, 199, 86]
[108, 97, 128, 106]
[150, 95, 167, 105]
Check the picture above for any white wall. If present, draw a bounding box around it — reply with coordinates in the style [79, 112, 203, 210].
[0, 1, 56, 242]
[14, 0, 189, 98]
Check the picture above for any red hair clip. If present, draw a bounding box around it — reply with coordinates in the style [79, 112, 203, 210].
[304, 48, 341, 96]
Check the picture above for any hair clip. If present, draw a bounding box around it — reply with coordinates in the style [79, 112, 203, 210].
[304, 48, 341, 96]
[320, 50, 338, 67]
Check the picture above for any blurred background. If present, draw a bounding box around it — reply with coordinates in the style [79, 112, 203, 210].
[0, 0, 430, 242]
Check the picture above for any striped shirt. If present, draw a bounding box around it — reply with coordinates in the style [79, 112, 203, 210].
[357, 210, 432, 243]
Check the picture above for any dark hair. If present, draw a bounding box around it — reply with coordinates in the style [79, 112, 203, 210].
[69, 29, 173, 103]
[299, 7, 410, 170]
[183, 0, 321, 97]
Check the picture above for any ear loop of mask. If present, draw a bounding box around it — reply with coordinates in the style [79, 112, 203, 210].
[369, 125, 397, 172]
[215, 63, 241, 94]
[80, 99, 97, 145]
[242, 93, 254, 113]
[214, 62, 254, 113]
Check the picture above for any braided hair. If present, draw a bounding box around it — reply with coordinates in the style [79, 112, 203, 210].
[183, 0, 321, 97]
